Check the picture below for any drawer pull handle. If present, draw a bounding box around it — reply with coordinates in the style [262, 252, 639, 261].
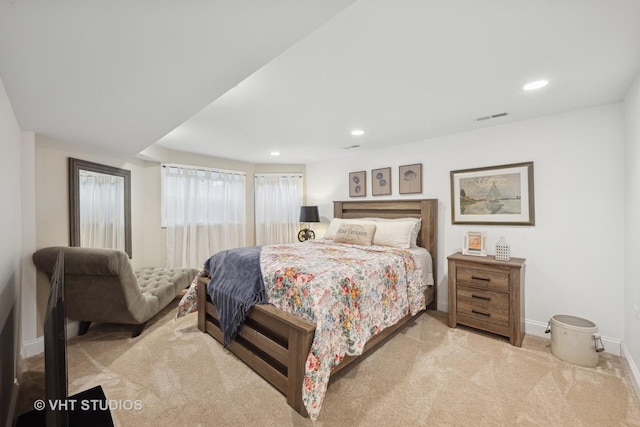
[471, 276, 490, 282]
[471, 294, 491, 301]
[472, 309, 491, 317]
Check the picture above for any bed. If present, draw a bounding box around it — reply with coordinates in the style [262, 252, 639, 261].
[196, 199, 438, 419]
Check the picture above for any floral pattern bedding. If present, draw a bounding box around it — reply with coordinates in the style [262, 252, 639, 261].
[260, 239, 427, 420]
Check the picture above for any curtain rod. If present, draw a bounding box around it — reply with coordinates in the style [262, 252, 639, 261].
[162, 163, 245, 176]
[255, 173, 303, 178]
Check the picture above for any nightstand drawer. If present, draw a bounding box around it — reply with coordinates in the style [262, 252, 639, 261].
[456, 287, 509, 326]
[456, 266, 509, 292]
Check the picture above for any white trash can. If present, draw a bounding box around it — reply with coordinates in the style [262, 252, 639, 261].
[545, 314, 604, 367]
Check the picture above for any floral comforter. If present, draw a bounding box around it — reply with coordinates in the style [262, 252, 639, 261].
[260, 239, 427, 420]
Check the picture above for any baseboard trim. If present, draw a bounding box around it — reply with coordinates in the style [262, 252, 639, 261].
[21, 320, 80, 359]
[21, 337, 43, 359]
[621, 342, 640, 402]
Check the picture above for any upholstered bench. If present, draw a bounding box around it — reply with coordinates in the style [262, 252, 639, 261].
[135, 266, 196, 309]
[33, 246, 199, 337]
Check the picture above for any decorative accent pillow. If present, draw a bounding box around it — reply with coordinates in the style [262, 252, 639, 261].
[324, 218, 375, 240]
[334, 223, 377, 246]
[175, 270, 205, 319]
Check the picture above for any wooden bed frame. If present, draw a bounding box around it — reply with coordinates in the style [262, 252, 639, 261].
[197, 199, 438, 417]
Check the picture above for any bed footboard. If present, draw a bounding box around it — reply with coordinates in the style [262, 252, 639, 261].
[197, 278, 315, 416]
[197, 277, 435, 417]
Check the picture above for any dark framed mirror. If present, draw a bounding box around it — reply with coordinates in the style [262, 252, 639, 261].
[68, 158, 132, 258]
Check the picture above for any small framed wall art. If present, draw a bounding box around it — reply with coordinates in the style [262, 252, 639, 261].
[462, 231, 487, 256]
[399, 163, 422, 194]
[349, 171, 366, 197]
[371, 167, 391, 196]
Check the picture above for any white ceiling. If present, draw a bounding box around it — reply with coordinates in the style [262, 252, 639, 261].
[2, 1, 640, 164]
[0, 0, 355, 155]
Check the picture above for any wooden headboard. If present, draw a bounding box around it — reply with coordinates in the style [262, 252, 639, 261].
[333, 199, 438, 310]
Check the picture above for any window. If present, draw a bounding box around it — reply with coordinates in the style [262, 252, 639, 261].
[162, 164, 246, 268]
[254, 174, 303, 245]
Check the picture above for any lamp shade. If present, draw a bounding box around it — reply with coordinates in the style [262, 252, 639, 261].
[299, 206, 320, 223]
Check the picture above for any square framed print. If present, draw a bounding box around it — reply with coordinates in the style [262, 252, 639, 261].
[450, 161, 535, 225]
[462, 231, 487, 256]
[371, 167, 391, 196]
[399, 163, 422, 194]
[349, 171, 366, 197]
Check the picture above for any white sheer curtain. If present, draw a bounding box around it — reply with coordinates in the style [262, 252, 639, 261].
[255, 174, 303, 245]
[79, 169, 125, 251]
[163, 164, 246, 269]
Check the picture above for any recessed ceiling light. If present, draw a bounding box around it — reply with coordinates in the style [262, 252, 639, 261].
[351, 129, 365, 136]
[522, 80, 549, 91]
[270, 151, 280, 156]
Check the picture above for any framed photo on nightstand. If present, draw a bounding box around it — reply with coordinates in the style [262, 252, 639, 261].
[462, 231, 486, 256]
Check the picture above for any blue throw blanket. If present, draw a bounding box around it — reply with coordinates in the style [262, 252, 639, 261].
[204, 246, 267, 347]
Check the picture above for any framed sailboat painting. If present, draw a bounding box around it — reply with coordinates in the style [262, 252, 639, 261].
[450, 162, 535, 225]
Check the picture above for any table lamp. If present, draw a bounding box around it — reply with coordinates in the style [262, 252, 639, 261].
[298, 206, 319, 242]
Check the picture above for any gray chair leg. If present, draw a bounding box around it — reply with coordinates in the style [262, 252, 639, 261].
[131, 322, 147, 338]
[78, 321, 91, 336]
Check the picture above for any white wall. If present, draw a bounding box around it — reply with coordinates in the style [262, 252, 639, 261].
[623, 72, 640, 393]
[0, 76, 24, 426]
[20, 132, 37, 357]
[307, 104, 626, 352]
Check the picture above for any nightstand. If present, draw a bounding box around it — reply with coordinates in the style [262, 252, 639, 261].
[447, 252, 526, 347]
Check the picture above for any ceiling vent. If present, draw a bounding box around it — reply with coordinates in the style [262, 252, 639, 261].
[343, 144, 360, 150]
[476, 112, 508, 122]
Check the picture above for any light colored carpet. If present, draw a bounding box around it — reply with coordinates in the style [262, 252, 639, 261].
[18, 302, 640, 426]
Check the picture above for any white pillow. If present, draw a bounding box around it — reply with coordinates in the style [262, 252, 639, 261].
[324, 218, 375, 240]
[362, 217, 421, 247]
[370, 220, 416, 249]
[324, 218, 343, 240]
[334, 223, 377, 246]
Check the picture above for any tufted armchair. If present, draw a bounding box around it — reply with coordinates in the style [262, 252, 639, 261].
[33, 246, 198, 337]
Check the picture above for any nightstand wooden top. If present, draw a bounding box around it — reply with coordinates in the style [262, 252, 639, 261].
[447, 251, 525, 267]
